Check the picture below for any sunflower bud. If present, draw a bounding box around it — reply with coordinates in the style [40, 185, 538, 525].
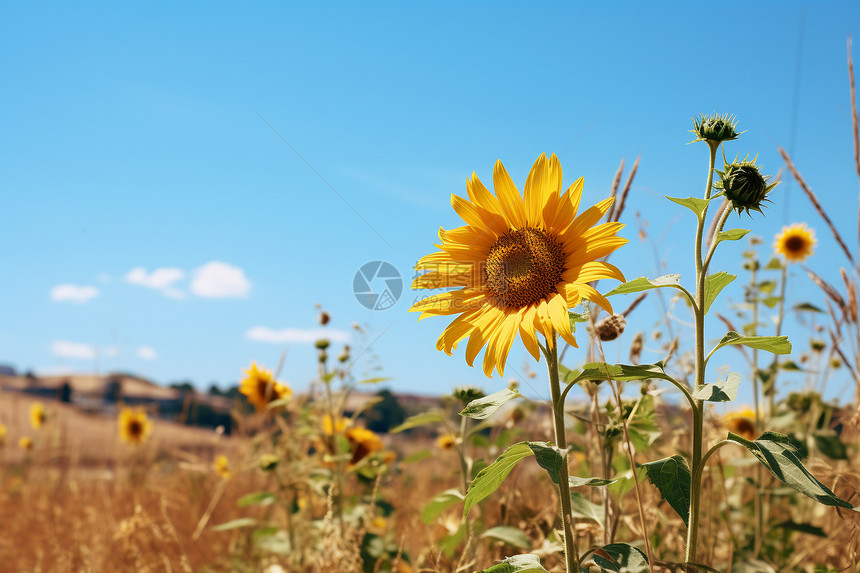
[595, 314, 626, 341]
[318, 351, 328, 363]
[452, 386, 484, 405]
[715, 157, 778, 216]
[691, 113, 740, 145]
[315, 339, 330, 350]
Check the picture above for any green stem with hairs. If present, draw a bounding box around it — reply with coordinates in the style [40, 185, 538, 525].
[685, 142, 718, 565]
[544, 334, 580, 573]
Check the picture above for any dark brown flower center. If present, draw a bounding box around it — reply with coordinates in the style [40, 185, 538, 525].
[128, 419, 143, 436]
[784, 235, 806, 253]
[483, 227, 565, 308]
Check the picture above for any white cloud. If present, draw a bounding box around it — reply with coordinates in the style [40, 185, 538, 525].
[125, 267, 185, 297]
[50, 284, 100, 304]
[136, 346, 158, 360]
[245, 326, 351, 344]
[52, 340, 96, 360]
[191, 261, 251, 298]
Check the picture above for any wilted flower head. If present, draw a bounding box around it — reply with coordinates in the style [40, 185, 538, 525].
[691, 113, 740, 145]
[715, 156, 778, 216]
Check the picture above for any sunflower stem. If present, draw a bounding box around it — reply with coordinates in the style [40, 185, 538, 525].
[546, 334, 580, 573]
[685, 142, 718, 566]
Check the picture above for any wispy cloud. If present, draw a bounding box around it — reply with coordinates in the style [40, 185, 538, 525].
[51, 340, 96, 360]
[50, 284, 100, 304]
[191, 261, 251, 298]
[136, 346, 158, 360]
[245, 326, 351, 344]
[125, 267, 186, 297]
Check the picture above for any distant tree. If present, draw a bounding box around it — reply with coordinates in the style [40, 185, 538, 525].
[58, 380, 72, 403]
[169, 381, 195, 396]
[104, 378, 122, 403]
[24, 370, 37, 386]
[360, 389, 406, 433]
[208, 383, 223, 396]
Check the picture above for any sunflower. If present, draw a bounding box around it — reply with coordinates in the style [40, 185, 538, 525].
[436, 433, 457, 450]
[410, 154, 627, 376]
[345, 426, 383, 465]
[19, 436, 33, 450]
[118, 407, 152, 445]
[0, 422, 6, 445]
[774, 222, 815, 263]
[30, 402, 46, 429]
[722, 407, 757, 441]
[239, 362, 292, 412]
[213, 454, 231, 479]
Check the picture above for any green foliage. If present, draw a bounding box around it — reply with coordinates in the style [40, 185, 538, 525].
[710, 331, 791, 357]
[604, 274, 687, 298]
[464, 442, 534, 517]
[237, 491, 276, 508]
[665, 195, 714, 219]
[726, 432, 857, 510]
[641, 455, 692, 526]
[421, 489, 464, 524]
[212, 517, 258, 531]
[703, 272, 736, 314]
[389, 410, 444, 433]
[360, 389, 407, 432]
[714, 228, 751, 245]
[570, 492, 604, 524]
[478, 554, 548, 573]
[480, 526, 531, 548]
[527, 442, 565, 484]
[692, 372, 740, 402]
[591, 542, 650, 573]
[460, 388, 520, 420]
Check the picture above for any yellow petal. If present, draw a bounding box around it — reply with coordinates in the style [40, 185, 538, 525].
[467, 172, 504, 220]
[548, 293, 578, 347]
[436, 312, 477, 355]
[561, 261, 625, 284]
[518, 305, 541, 361]
[465, 305, 504, 366]
[493, 160, 527, 229]
[409, 289, 485, 317]
[451, 194, 506, 236]
[524, 153, 558, 227]
[563, 197, 614, 239]
[574, 284, 613, 315]
[490, 311, 520, 377]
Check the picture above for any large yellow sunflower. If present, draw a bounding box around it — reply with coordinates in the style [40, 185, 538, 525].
[774, 222, 815, 263]
[118, 407, 152, 444]
[410, 154, 627, 376]
[239, 362, 292, 412]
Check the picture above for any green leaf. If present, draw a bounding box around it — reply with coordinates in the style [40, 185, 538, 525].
[390, 410, 444, 433]
[666, 195, 712, 219]
[438, 522, 467, 558]
[569, 361, 676, 386]
[569, 311, 590, 333]
[254, 529, 291, 554]
[604, 274, 683, 297]
[460, 388, 520, 420]
[765, 257, 784, 270]
[641, 455, 692, 526]
[527, 442, 565, 484]
[464, 442, 533, 517]
[421, 488, 464, 524]
[237, 491, 276, 508]
[711, 331, 791, 357]
[692, 372, 740, 402]
[715, 228, 751, 244]
[704, 272, 736, 314]
[794, 302, 824, 313]
[570, 492, 604, 524]
[592, 542, 650, 573]
[569, 475, 617, 487]
[403, 449, 433, 463]
[727, 431, 857, 510]
[812, 430, 848, 460]
[761, 296, 782, 309]
[627, 395, 661, 451]
[757, 280, 777, 295]
[480, 526, 531, 548]
[479, 554, 549, 573]
[212, 517, 258, 531]
[357, 376, 391, 385]
[774, 520, 826, 537]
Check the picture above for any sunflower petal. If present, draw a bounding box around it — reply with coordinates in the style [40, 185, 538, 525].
[491, 311, 520, 377]
[451, 194, 506, 236]
[518, 305, 541, 361]
[575, 284, 614, 314]
[548, 293, 578, 347]
[465, 305, 504, 366]
[493, 160, 527, 229]
[561, 261, 626, 284]
[436, 312, 477, 355]
[563, 197, 614, 239]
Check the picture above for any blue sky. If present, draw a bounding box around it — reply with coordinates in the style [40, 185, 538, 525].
[2, 1, 860, 407]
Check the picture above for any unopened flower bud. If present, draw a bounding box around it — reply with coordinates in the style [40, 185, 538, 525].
[691, 113, 740, 145]
[315, 339, 330, 350]
[595, 314, 626, 341]
[716, 157, 778, 216]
